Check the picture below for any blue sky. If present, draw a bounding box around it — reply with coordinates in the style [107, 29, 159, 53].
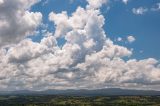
[31, 0, 160, 60]
[105, 0, 160, 60]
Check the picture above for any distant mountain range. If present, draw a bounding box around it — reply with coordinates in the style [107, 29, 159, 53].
[0, 88, 160, 96]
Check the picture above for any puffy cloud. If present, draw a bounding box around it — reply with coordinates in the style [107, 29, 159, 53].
[127, 35, 135, 43]
[49, 11, 71, 38]
[0, 0, 42, 46]
[83, 39, 96, 49]
[42, 0, 49, 6]
[122, 0, 129, 4]
[132, 7, 148, 15]
[76, 55, 160, 89]
[151, 3, 160, 11]
[0, 0, 159, 91]
[117, 37, 123, 42]
[86, 0, 108, 9]
[132, 3, 160, 15]
[0, 0, 4, 4]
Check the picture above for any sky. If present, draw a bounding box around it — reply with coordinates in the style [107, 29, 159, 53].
[0, 0, 160, 91]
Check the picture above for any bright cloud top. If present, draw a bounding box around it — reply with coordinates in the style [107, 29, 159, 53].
[0, 0, 42, 46]
[127, 36, 136, 43]
[0, 0, 159, 91]
[132, 7, 148, 15]
[122, 0, 129, 4]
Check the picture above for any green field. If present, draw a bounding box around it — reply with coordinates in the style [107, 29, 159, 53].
[0, 95, 160, 106]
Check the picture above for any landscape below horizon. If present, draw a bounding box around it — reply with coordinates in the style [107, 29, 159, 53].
[1, 88, 160, 105]
[0, 95, 160, 106]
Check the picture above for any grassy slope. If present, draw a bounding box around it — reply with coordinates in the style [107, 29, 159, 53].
[0, 95, 160, 106]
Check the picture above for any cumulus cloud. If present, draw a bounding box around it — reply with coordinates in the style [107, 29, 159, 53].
[0, 0, 42, 46]
[117, 37, 123, 42]
[127, 36, 135, 43]
[132, 3, 160, 15]
[151, 3, 160, 11]
[49, 11, 71, 38]
[0, 0, 4, 4]
[122, 0, 129, 4]
[87, 0, 108, 9]
[132, 7, 148, 15]
[0, 0, 159, 91]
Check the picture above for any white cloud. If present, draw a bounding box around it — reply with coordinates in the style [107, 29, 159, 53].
[0, 0, 4, 4]
[117, 37, 123, 42]
[83, 39, 96, 49]
[0, 0, 42, 47]
[157, 3, 160, 9]
[151, 3, 160, 11]
[87, 0, 108, 9]
[132, 3, 160, 15]
[0, 0, 159, 91]
[49, 11, 72, 38]
[132, 7, 148, 15]
[122, 0, 128, 4]
[42, 0, 49, 6]
[127, 36, 135, 43]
